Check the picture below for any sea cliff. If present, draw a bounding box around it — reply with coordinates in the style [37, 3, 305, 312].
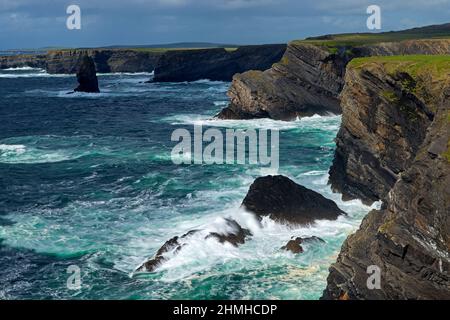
[217, 39, 450, 120]
[152, 44, 286, 82]
[323, 56, 450, 299]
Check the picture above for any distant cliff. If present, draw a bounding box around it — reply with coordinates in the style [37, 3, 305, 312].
[0, 54, 47, 69]
[45, 49, 162, 74]
[152, 44, 286, 82]
[0, 49, 162, 74]
[217, 43, 349, 120]
[217, 39, 450, 120]
[323, 56, 450, 299]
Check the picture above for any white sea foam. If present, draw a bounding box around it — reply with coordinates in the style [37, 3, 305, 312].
[164, 113, 341, 131]
[3, 66, 40, 71]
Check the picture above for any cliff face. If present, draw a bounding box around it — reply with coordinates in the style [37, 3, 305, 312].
[329, 58, 440, 204]
[323, 57, 450, 300]
[217, 43, 348, 120]
[152, 44, 286, 82]
[0, 54, 47, 69]
[218, 39, 450, 120]
[354, 39, 450, 56]
[46, 49, 162, 74]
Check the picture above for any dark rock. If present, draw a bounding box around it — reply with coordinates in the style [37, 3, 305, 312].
[242, 175, 346, 225]
[217, 39, 450, 121]
[322, 60, 450, 300]
[206, 219, 252, 247]
[136, 230, 198, 273]
[46, 49, 161, 74]
[217, 43, 348, 121]
[0, 54, 47, 69]
[152, 44, 286, 82]
[281, 238, 304, 254]
[136, 220, 252, 273]
[281, 236, 326, 254]
[328, 61, 436, 205]
[74, 55, 100, 93]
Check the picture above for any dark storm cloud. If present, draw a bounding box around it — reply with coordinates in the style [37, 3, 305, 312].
[0, 0, 449, 49]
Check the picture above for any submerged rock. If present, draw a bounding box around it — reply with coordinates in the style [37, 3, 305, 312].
[242, 175, 346, 225]
[281, 238, 304, 254]
[74, 55, 100, 93]
[136, 220, 252, 273]
[205, 219, 252, 247]
[281, 236, 326, 254]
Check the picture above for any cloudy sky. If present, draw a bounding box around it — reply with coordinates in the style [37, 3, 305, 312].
[0, 0, 449, 49]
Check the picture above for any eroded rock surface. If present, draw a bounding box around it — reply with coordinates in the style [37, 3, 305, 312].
[323, 57, 450, 300]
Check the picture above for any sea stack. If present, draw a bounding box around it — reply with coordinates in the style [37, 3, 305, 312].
[74, 54, 100, 93]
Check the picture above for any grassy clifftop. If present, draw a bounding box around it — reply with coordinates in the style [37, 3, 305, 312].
[348, 55, 450, 80]
[290, 23, 450, 53]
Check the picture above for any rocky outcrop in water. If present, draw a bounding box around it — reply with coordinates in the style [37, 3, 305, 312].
[136, 219, 252, 273]
[322, 57, 450, 300]
[152, 44, 286, 82]
[242, 175, 346, 225]
[217, 39, 450, 121]
[74, 55, 100, 93]
[281, 236, 325, 254]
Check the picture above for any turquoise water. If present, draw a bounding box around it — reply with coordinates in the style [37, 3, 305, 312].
[0, 67, 376, 299]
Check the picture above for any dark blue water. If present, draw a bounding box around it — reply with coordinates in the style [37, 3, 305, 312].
[0, 68, 374, 299]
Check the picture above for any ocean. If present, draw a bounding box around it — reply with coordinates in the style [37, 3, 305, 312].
[0, 67, 377, 299]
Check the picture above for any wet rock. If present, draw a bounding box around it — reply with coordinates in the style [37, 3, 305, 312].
[328, 64, 435, 205]
[136, 229, 200, 272]
[242, 175, 346, 225]
[206, 219, 252, 247]
[136, 220, 252, 273]
[281, 236, 326, 254]
[281, 238, 304, 254]
[74, 55, 100, 93]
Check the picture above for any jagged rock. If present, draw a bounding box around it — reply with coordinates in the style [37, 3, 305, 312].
[216, 38, 450, 121]
[281, 236, 326, 254]
[46, 49, 161, 74]
[136, 220, 252, 273]
[281, 238, 304, 254]
[74, 55, 100, 93]
[0, 54, 47, 69]
[322, 57, 450, 300]
[152, 45, 286, 82]
[328, 60, 437, 204]
[217, 43, 348, 121]
[242, 175, 346, 225]
[205, 219, 252, 247]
